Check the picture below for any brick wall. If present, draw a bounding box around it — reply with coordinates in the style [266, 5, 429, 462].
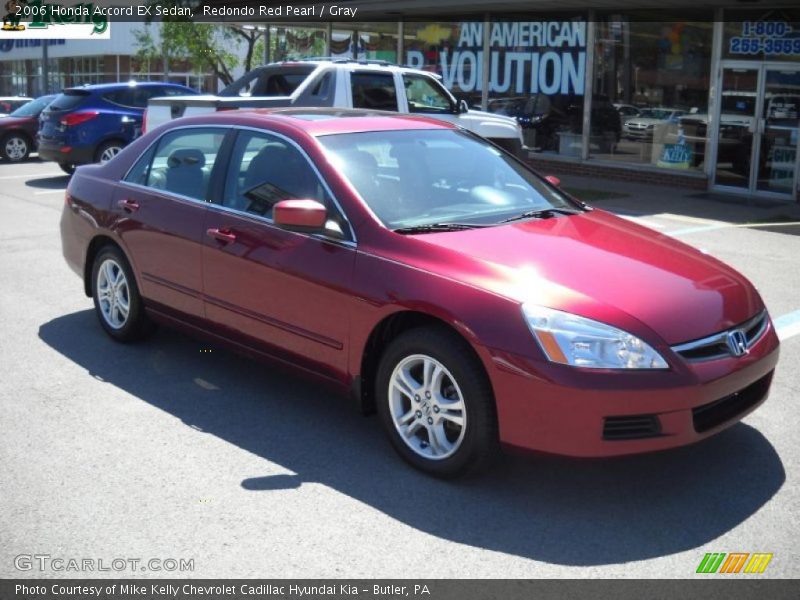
[525, 156, 709, 190]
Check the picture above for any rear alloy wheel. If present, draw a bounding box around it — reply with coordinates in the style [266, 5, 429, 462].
[91, 246, 154, 342]
[95, 141, 123, 163]
[376, 327, 498, 478]
[2, 133, 30, 162]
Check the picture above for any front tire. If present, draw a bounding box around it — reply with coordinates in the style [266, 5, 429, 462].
[1, 132, 30, 161]
[91, 245, 154, 342]
[376, 327, 498, 478]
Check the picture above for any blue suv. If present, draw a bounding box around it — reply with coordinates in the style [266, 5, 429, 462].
[38, 82, 198, 174]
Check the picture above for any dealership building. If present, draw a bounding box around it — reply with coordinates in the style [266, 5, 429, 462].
[0, 22, 213, 98]
[216, 0, 798, 201]
[1, 1, 799, 201]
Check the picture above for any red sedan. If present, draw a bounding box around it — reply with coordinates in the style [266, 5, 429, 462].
[60, 108, 780, 477]
[0, 95, 55, 162]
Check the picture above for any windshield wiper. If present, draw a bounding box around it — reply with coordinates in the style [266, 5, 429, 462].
[500, 207, 583, 224]
[393, 222, 491, 234]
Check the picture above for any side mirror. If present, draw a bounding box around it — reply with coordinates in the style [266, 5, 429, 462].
[544, 175, 561, 187]
[458, 99, 469, 114]
[273, 199, 327, 231]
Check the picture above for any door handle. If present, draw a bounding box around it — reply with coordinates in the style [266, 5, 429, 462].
[206, 227, 237, 244]
[117, 198, 140, 213]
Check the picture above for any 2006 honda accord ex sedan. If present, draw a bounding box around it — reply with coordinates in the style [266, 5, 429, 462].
[60, 108, 780, 477]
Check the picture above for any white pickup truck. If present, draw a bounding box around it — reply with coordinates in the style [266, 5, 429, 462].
[144, 59, 525, 155]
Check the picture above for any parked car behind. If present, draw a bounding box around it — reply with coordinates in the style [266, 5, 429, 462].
[0, 96, 32, 116]
[38, 82, 198, 175]
[0, 94, 55, 162]
[60, 108, 779, 478]
[613, 102, 641, 121]
[489, 94, 621, 152]
[623, 107, 687, 140]
[144, 59, 525, 156]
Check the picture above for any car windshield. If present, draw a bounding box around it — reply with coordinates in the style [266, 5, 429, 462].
[318, 129, 578, 230]
[9, 95, 54, 117]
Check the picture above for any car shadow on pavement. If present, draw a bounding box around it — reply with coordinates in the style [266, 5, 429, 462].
[39, 310, 786, 567]
[24, 175, 70, 190]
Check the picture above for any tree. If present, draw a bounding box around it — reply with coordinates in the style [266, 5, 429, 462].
[134, 1, 265, 89]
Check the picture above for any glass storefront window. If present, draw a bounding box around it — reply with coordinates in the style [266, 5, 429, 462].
[402, 22, 477, 103]
[332, 22, 398, 62]
[484, 18, 588, 155]
[591, 19, 713, 171]
[722, 9, 800, 62]
[404, 19, 589, 156]
[273, 25, 326, 61]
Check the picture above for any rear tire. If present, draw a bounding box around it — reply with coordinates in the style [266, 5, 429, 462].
[375, 327, 499, 478]
[1, 132, 30, 162]
[95, 140, 124, 164]
[91, 245, 155, 342]
[59, 163, 75, 175]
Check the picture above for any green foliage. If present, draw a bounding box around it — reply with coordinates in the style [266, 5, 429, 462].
[134, 1, 265, 89]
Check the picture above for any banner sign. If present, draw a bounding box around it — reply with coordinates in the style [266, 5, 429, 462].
[406, 21, 586, 95]
[729, 21, 800, 56]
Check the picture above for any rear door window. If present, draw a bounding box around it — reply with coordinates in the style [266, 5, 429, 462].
[103, 88, 164, 109]
[350, 72, 398, 111]
[102, 89, 138, 108]
[220, 66, 315, 97]
[125, 128, 225, 201]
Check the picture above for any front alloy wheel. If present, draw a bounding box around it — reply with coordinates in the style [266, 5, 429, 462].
[388, 354, 467, 460]
[376, 327, 498, 478]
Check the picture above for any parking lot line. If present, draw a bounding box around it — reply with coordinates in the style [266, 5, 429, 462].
[33, 189, 66, 195]
[617, 215, 665, 229]
[773, 310, 800, 342]
[669, 221, 800, 237]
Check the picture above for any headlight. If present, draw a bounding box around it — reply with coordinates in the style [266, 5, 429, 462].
[522, 304, 669, 369]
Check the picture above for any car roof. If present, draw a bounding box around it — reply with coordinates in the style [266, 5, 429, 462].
[260, 59, 441, 80]
[209, 107, 457, 136]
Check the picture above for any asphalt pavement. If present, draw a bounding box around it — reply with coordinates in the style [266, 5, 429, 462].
[1, 159, 798, 578]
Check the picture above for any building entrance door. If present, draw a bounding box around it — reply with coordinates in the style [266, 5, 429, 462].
[712, 62, 800, 201]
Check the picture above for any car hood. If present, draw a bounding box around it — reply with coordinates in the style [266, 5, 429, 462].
[466, 109, 519, 124]
[403, 210, 762, 345]
[625, 118, 664, 126]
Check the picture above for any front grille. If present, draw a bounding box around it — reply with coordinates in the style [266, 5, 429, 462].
[603, 414, 662, 440]
[692, 371, 773, 433]
[672, 311, 769, 362]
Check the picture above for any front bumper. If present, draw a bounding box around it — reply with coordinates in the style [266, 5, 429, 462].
[487, 322, 780, 457]
[623, 128, 654, 140]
